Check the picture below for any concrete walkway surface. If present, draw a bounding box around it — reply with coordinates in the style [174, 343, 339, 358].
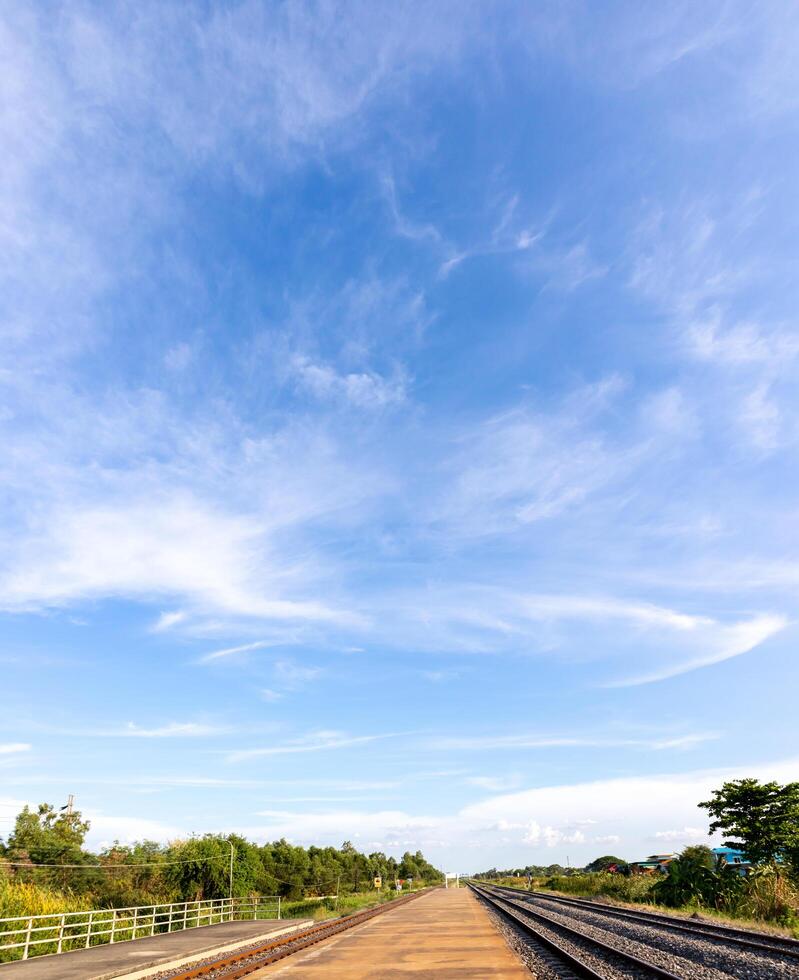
[0, 918, 312, 980]
[251, 888, 528, 978]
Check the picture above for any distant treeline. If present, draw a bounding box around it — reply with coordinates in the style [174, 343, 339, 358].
[0, 802, 443, 908]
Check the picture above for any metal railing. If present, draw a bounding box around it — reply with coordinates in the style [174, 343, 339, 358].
[0, 895, 281, 962]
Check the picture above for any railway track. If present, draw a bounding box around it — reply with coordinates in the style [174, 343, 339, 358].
[486, 881, 799, 960]
[471, 883, 684, 978]
[473, 882, 799, 978]
[153, 891, 428, 980]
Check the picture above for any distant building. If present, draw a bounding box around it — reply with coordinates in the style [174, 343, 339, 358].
[629, 853, 677, 874]
[712, 846, 751, 875]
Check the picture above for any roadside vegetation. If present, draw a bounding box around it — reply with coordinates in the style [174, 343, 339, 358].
[474, 778, 799, 937]
[0, 800, 442, 960]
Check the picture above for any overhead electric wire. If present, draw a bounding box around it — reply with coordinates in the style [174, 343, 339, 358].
[1, 857, 214, 869]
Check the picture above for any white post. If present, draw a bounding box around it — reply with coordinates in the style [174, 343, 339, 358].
[85, 911, 94, 948]
[110, 909, 117, 944]
[23, 918, 33, 959]
[277, 896, 281, 920]
[56, 913, 65, 953]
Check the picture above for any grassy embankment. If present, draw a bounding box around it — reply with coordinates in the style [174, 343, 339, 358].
[282, 886, 426, 921]
[490, 874, 799, 939]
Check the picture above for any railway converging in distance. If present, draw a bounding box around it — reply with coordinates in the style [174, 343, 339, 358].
[7, 879, 797, 979]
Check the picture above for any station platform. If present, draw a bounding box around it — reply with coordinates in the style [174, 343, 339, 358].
[251, 888, 528, 978]
[0, 918, 313, 980]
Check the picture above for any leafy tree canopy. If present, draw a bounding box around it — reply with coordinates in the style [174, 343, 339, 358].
[585, 855, 627, 872]
[700, 778, 799, 869]
[5, 804, 91, 866]
[0, 803, 443, 906]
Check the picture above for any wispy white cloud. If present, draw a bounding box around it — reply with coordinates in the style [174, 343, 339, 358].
[150, 610, 188, 633]
[520, 595, 709, 631]
[375, 583, 783, 685]
[115, 722, 226, 738]
[0, 743, 31, 755]
[419, 669, 460, 683]
[382, 173, 443, 245]
[465, 774, 523, 793]
[428, 730, 719, 752]
[653, 826, 706, 842]
[226, 730, 407, 763]
[438, 387, 632, 535]
[604, 613, 787, 687]
[199, 640, 277, 664]
[37, 722, 228, 739]
[291, 355, 407, 409]
[273, 659, 324, 686]
[0, 497, 363, 625]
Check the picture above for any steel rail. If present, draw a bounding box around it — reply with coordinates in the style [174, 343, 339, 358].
[164, 890, 428, 980]
[483, 882, 799, 960]
[470, 883, 684, 979]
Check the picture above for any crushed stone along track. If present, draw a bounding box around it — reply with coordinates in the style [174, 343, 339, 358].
[472, 883, 685, 979]
[152, 891, 428, 980]
[488, 881, 799, 959]
[475, 882, 799, 979]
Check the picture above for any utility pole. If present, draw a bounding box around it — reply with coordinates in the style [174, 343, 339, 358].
[223, 839, 235, 902]
[65, 795, 74, 816]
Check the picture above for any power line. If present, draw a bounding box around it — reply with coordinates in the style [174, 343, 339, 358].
[0, 856, 231, 869]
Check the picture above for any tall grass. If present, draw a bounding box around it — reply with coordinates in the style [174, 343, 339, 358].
[733, 870, 799, 927]
[0, 879, 86, 920]
[0, 881, 89, 962]
[531, 871, 799, 937]
[540, 873, 656, 902]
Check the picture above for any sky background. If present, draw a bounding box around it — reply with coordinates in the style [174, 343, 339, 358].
[2, 0, 799, 873]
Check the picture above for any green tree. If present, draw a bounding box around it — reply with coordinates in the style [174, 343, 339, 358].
[164, 835, 260, 901]
[5, 803, 97, 893]
[6, 804, 90, 864]
[680, 845, 714, 870]
[700, 778, 799, 870]
[585, 855, 626, 872]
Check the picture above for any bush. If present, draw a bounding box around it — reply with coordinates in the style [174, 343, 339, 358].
[736, 866, 799, 927]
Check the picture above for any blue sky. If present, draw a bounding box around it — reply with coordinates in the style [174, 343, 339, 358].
[2, 1, 799, 872]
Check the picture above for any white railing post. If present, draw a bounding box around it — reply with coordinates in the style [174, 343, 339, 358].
[109, 909, 117, 944]
[56, 913, 66, 953]
[85, 910, 94, 948]
[278, 896, 281, 920]
[23, 918, 33, 960]
[132, 906, 139, 939]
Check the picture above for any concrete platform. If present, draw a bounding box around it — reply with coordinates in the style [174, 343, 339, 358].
[0, 918, 313, 980]
[251, 888, 528, 978]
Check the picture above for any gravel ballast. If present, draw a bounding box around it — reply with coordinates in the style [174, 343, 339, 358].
[478, 884, 799, 980]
